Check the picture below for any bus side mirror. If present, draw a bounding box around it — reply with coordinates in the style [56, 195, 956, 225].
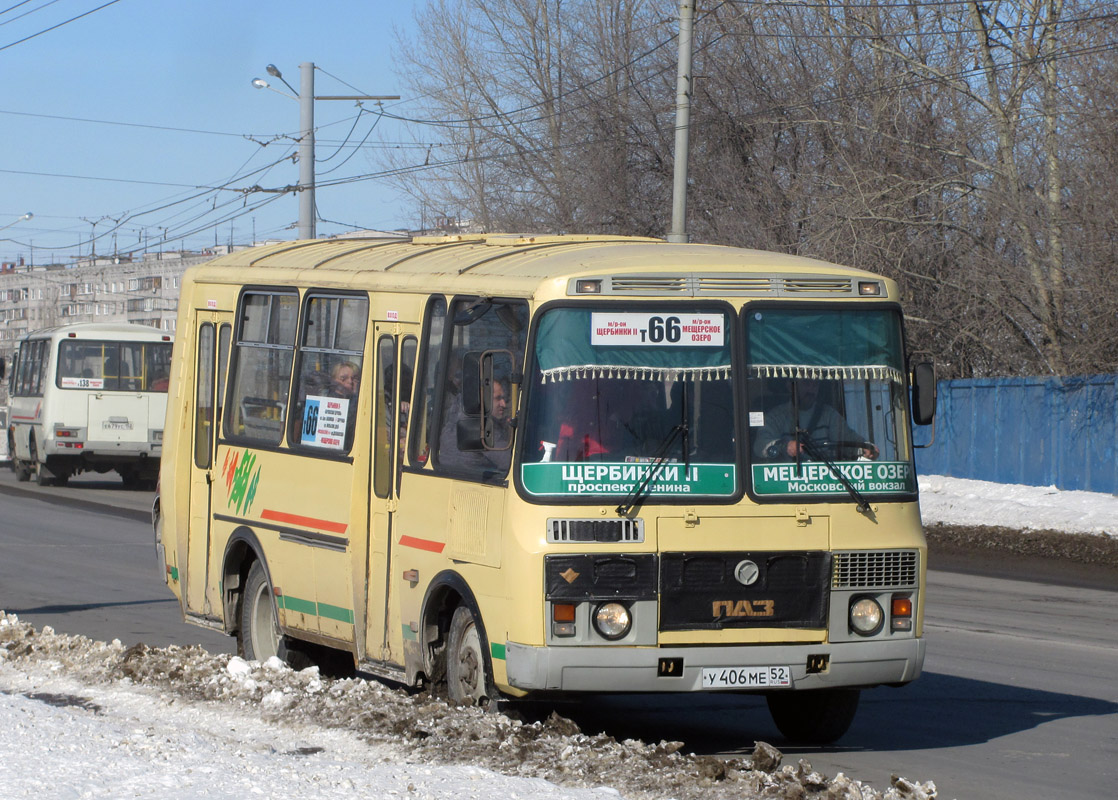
[457, 350, 513, 451]
[911, 361, 937, 426]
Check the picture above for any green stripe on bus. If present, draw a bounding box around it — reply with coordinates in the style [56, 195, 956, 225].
[402, 624, 418, 642]
[278, 595, 317, 616]
[490, 642, 506, 661]
[168, 566, 179, 582]
[317, 602, 354, 624]
[276, 595, 355, 624]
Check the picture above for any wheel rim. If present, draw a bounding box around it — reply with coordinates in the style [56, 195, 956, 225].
[453, 620, 484, 701]
[249, 580, 281, 660]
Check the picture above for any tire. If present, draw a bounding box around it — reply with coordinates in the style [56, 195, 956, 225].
[29, 437, 48, 486]
[765, 688, 860, 745]
[237, 560, 313, 670]
[446, 604, 496, 708]
[239, 561, 283, 662]
[14, 460, 30, 482]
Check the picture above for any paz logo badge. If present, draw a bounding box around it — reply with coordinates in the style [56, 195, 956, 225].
[733, 559, 760, 586]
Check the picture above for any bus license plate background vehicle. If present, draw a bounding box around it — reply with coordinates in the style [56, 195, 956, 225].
[701, 666, 792, 689]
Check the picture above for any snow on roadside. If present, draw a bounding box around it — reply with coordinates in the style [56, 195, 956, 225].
[918, 475, 1117, 537]
[0, 614, 938, 800]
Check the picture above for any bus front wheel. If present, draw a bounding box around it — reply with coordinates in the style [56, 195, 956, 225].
[238, 560, 311, 670]
[765, 688, 860, 745]
[446, 605, 496, 708]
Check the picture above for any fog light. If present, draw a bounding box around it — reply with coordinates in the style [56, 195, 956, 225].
[850, 597, 884, 636]
[593, 602, 631, 640]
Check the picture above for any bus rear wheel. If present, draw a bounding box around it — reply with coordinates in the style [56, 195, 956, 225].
[238, 560, 312, 670]
[446, 605, 496, 708]
[765, 688, 860, 745]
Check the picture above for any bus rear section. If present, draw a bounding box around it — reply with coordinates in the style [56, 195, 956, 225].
[8, 323, 172, 487]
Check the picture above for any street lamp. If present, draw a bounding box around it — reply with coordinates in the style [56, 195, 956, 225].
[252, 62, 399, 240]
[0, 212, 33, 234]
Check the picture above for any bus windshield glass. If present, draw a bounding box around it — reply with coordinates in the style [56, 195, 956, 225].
[520, 307, 737, 499]
[746, 307, 915, 498]
[57, 340, 173, 392]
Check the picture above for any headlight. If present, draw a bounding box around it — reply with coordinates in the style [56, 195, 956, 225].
[849, 597, 884, 636]
[593, 602, 632, 640]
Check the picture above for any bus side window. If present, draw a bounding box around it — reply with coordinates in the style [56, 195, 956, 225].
[288, 293, 368, 453]
[432, 297, 528, 479]
[410, 296, 447, 466]
[226, 291, 298, 445]
[373, 336, 395, 498]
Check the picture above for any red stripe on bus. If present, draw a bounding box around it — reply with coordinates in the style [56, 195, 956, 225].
[398, 535, 446, 553]
[260, 509, 348, 535]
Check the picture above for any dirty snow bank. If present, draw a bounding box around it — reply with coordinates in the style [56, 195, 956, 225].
[0, 614, 937, 800]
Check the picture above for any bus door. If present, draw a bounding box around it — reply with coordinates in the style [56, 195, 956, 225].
[365, 324, 418, 664]
[186, 314, 232, 615]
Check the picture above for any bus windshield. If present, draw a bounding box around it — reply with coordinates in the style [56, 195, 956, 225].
[745, 307, 915, 498]
[57, 340, 173, 393]
[520, 307, 737, 499]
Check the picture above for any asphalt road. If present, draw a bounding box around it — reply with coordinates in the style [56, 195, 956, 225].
[0, 469, 1114, 799]
[0, 468, 233, 653]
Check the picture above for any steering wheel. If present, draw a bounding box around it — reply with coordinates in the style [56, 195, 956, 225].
[811, 439, 876, 460]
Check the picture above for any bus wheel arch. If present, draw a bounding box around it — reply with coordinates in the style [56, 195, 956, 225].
[420, 571, 498, 708]
[221, 528, 268, 636]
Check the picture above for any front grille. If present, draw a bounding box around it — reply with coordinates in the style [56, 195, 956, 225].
[547, 518, 644, 544]
[659, 551, 831, 630]
[832, 550, 919, 589]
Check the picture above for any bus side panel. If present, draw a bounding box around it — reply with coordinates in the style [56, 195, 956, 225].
[209, 444, 362, 647]
[393, 475, 510, 684]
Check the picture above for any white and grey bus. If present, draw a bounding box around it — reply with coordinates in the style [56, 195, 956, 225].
[6, 322, 172, 487]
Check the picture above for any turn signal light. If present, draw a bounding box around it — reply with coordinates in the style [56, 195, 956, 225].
[551, 602, 576, 638]
[891, 594, 913, 632]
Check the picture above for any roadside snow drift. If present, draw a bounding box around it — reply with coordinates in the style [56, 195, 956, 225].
[0, 613, 938, 800]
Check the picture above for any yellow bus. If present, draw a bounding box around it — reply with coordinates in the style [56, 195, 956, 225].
[155, 234, 936, 743]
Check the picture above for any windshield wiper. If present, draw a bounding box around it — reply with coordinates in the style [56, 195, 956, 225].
[615, 422, 687, 519]
[794, 432, 872, 514]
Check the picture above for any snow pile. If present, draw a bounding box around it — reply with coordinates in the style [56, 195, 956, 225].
[918, 475, 1117, 537]
[0, 613, 938, 800]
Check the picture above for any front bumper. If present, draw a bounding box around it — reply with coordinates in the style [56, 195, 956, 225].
[505, 637, 925, 693]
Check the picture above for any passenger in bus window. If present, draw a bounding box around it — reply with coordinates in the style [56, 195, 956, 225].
[330, 361, 360, 399]
[754, 379, 877, 461]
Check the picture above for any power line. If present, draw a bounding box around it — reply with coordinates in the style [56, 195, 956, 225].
[0, 0, 123, 53]
[0, 0, 64, 28]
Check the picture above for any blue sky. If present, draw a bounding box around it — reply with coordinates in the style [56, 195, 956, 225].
[0, 0, 424, 264]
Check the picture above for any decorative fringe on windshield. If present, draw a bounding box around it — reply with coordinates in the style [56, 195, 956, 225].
[540, 365, 732, 383]
[748, 364, 904, 384]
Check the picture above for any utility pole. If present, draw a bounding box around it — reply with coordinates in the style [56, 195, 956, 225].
[256, 63, 399, 241]
[298, 62, 316, 241]
[668, 0, 695, 243]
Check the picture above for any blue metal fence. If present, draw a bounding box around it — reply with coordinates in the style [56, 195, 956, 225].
[913, 375, 1118, 494]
